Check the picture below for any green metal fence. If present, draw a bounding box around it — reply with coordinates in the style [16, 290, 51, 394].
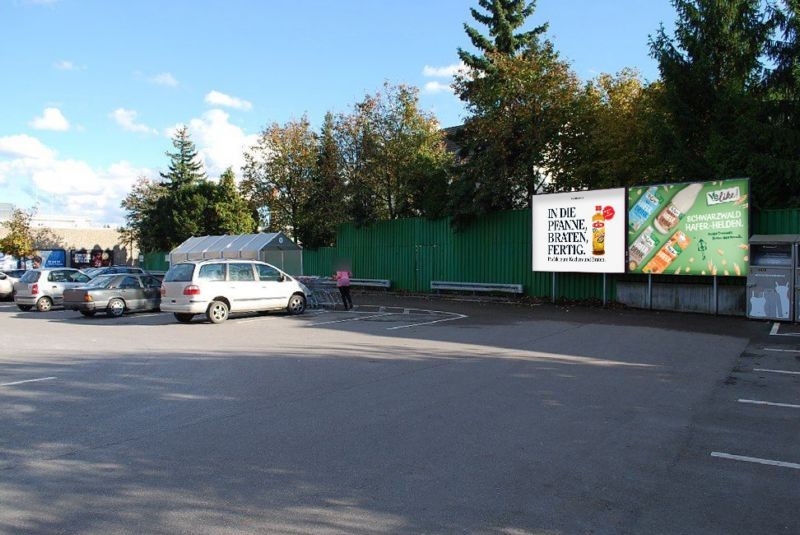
[302, 207, 800, 300]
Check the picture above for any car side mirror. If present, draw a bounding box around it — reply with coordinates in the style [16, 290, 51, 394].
[278, 274, 286, 282]
[0, 274, 6, 280]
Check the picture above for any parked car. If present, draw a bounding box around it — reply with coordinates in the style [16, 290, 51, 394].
[13, 268, 92, 312]
[160, 259, 310, 323]
[0, 272, 15, 300]
[63, 273, 162, 317]
[84, 266, 146, 278]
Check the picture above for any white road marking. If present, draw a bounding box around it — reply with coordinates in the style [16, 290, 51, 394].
[711, 452, 800, 470]
[309, 313, 395, 326]
[1, 376, 56, 387]
[754, 368, 800, 376]
[387, 313, 467, 330]
[762, 347, 800, 353]
[768, 323, 800, 337]
[738, 398, 800, 409]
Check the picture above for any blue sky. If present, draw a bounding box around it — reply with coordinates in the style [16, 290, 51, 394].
[0, 0, 676, 224]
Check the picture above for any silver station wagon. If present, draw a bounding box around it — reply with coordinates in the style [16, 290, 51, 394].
[160, 259, 310, 323]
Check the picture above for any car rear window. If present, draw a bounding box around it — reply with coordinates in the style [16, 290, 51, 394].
[21, 271, 41, 283]
[164, 263, 195, 282]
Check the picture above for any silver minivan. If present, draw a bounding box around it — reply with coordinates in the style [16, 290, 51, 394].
[14, 268, 92, 312]
[160, 260, 310, 323]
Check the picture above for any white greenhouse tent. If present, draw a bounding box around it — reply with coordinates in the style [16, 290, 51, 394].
[169, 233, 303, 275]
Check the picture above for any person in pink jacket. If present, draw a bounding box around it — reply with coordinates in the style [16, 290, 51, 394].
[334, 270, 353, 310]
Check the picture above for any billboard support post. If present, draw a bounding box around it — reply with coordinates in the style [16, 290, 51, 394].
[602, 273, 607, 307]
[552, 272, 556, 304]
[647, 274, 653, 310]
[713, 276, 718, 315]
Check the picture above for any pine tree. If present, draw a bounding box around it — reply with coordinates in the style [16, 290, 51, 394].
[649, 0, 767, 182]
[458, 0, 547, 75]
[213, 168, 256, 235]
[161, 126, 206, 189]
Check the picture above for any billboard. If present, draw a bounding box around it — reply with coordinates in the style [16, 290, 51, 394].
[532, 188, 626, 273]
[627, 178, 749, 276]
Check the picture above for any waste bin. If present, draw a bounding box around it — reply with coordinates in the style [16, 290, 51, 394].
[746, 235, 797, 321]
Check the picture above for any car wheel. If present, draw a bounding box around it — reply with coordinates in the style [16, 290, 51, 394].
[17, 304, 32, 312]
[206, 300, 229, 324]
[36, 296, 53, 312]
[287, 294, 306, 315]
[174, 313, 194, 323]
[80, 310, 96, 317]
[107, 298, 125, 317]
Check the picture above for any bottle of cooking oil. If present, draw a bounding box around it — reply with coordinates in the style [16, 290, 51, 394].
[592, 205, 605, 256]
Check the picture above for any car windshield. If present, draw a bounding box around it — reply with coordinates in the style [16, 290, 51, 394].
[164, 263, 195, 282]
[83, 274, 116, 289]
[83, 268, 102, 277]
[20, 271, 40, 283]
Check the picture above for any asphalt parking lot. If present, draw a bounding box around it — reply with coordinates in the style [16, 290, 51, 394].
[0, 296, 797, 534]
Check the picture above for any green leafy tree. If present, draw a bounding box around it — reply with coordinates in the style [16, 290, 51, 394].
[336, 83, 452, 225]
[450, 46, 581, 226]
[555, 70, 671, 192]
[242, 116, 318, 241]
[301, 112, 345, 248]
[120, 177, 167, 253]
[0, 208, 63, 265]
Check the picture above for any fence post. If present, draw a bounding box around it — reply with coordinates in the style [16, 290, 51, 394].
[552, 272, 557, 304]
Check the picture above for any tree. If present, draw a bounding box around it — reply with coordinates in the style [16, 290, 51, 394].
[450, 47, 581, 225]
[0, 208, 63, 266]
[242, 116, 318, 240]
[301, 112, 345, 248]
[120, 177, 167, 253]
[161, 126, 206, 189]
[211, 168, 256, 235]
[649, 0, 768, 182]
[554, 70, 671, 192]
[336, 83, 453, 225]
[458, 0, 548, 98]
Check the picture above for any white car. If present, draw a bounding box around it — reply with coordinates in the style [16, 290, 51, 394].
[160, 259, 310, 324]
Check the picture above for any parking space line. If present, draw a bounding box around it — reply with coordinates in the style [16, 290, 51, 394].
[1, 377, 56, 387]
[762, 347, 800, 353]
[769, 323, 800, 337]
[738, 398, 800, 409]
[387, 313, 467, 330]
[711, 452, 800, 470]
[309, 312, 395, 326]
[753, 368, 800, 376]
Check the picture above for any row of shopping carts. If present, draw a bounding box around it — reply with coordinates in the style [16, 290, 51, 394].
[296, 276, 345, 309]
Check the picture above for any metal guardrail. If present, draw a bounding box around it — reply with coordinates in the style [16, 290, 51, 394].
[350, 278, 391, 289]
[430, 281, 524, 294]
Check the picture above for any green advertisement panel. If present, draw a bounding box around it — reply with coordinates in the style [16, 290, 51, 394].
[627, 178, 750, 276]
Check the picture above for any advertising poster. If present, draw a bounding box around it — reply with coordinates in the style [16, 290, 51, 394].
[532, 188, 626, 273]
[627, 178, 749, 276]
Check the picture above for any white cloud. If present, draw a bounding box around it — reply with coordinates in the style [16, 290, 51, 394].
[423, 81, 454, 94]
[0, 135, 150, 224]
[29, 107, 70, 131]
[204, 90, 253, 111]
[54, 60, 74, 70]
[109, 108, 157, 135]
[0, 134, 56, 160]
[422, 62, 467, 78]
[167, 109, 258, 178]
[149, 72, 178, 87]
